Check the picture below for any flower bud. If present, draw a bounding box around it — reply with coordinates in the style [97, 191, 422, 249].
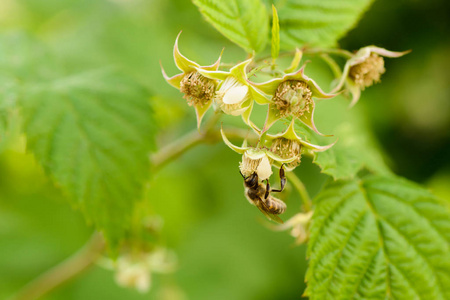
[180, 71, 216, 107]
[349, 53, 385, 89]
[273, 80, 312, 118]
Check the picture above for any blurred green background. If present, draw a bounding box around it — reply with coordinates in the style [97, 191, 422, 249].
[0, 0, 449, 299]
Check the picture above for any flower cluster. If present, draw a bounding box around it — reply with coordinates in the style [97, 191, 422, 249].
[161, 32, 408, 233]
[161, 32, 333, 134]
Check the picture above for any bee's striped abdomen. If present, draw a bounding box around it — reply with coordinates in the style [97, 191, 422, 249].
[263, 196, 286, 214]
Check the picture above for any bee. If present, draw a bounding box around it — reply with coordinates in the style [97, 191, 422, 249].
[241, 165, 287, 223]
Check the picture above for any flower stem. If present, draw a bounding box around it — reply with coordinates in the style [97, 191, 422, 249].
[256, 47, 352, 64]
[285, 171, 312, 212]
[319, 54, 343, 79]
[11, 233, 105, 300]
[303, 47, 353, 58]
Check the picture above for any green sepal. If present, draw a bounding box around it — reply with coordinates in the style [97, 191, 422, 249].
[173, 32, 200, 73]
[195, 100, 213, 129]
[220, 126, 250, 154]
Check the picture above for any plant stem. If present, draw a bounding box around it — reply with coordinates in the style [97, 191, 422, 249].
[151, 112, 254, 171]
[151, 112, 221, 170]
[256, 47, 352, 64]
[151, 129, 206, 171]
[11, 233, 105, 300]
[286, 172, 312, 212]
[319, 54, 343, 79]
[303, 47, 353, 58]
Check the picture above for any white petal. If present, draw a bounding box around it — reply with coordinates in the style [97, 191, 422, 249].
[223, 85, 249, 104]
[135, 271, 151, 293]
[115, 265, 150, 293]
[256, 155, 272, 181]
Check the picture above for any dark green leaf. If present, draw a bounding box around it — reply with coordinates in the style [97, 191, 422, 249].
[20, 69, 156, 247]
[306, 175, 450, 299]
[296, 97, 390, 180]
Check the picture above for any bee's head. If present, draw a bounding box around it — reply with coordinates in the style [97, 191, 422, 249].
[241, 171, 259, 188]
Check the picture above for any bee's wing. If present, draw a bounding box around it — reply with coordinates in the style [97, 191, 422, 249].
[255, 199, 284, 224]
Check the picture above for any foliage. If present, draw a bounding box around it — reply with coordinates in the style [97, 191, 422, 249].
[0, 34, 157, 248]
[194, 0, 375, 53]
[297, 98, 391, 180]
[0, 0, 448, 299]
[306, 175, 450, 299]
[272, 0, 375, 49]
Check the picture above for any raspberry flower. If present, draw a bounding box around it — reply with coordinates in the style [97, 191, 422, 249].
[100, 248, 177, 293]
[221, 121, 334, 178]
[196, 59, 270, 126]
[220, 127, 296, 181]
[249, 66, 335, 135]
[269, 211, 314, 245]
[265, 120, 335, 171]
[161, 32, 222, 128]
[334, 46, 410, 107]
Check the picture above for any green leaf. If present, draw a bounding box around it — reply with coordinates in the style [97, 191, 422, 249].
[192, 0, 269, 53]
[306, 175, 450, 299]
[296, 97, 390, 180]
[20, 69, 157, 247]
[0, 75, 20, 152]
[271, 5, 280, 61]
[269, 0, 374, 49]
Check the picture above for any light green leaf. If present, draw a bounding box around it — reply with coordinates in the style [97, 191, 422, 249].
[306, 175, 450, 299]
[269, 0, 374, 49]
[192, 0, 269, 53]
[0, 34, 39, 152]
[0, 76, 20, 152]
[296, 97, 390, 180]
[271, 5, 280, 61]
[20, 69, 157, 247]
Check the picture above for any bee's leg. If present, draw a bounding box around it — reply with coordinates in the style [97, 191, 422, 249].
[264, 180, 270, 199]
[271, 164, 286, 193]
[239, 170, 246, 179]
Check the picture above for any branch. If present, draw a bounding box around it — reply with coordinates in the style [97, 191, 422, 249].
[302, 47, 353, 58]
[151, 113, 255, 171]
[11, 233, 105, 300]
